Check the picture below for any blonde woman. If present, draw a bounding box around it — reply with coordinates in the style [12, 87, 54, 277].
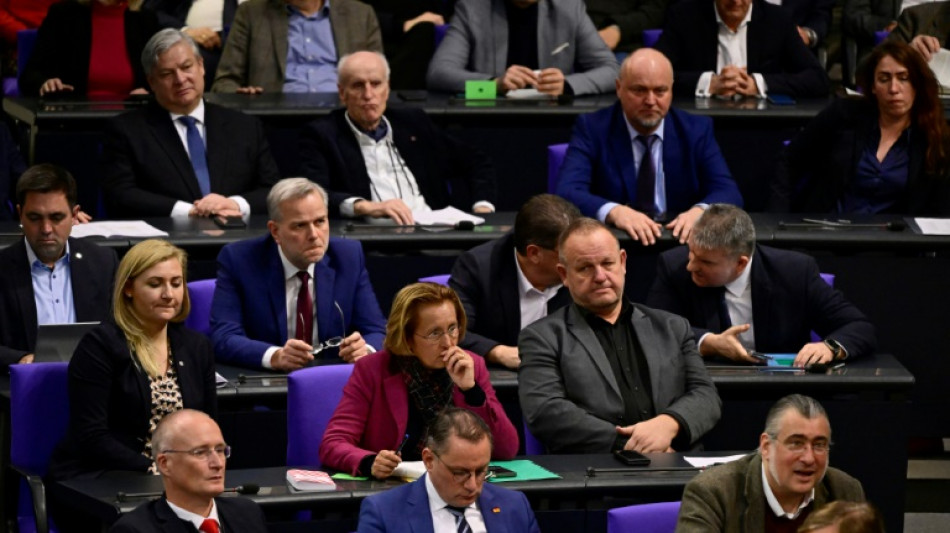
[49, 239, 216, 481]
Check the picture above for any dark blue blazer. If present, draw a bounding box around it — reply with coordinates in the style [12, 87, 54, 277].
[357, 473, 540, 533]
[645, 244, 877, 359]
[556, 103, 742, 218]
[210, 235, 387, 369]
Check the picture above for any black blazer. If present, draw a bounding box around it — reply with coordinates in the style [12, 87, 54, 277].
[300, 107, 497, 217]
[655, 0, 829, 98]
[19, 1, 159, 97]
[449, 232, 571, 357]
[48, 321, 218, 481]
[111, 496, 268, 533]
[645, 244, 877, 359]
[0, 238, 117, 368]
[100, 101, 281, 218]
[772, 97, 950, 215]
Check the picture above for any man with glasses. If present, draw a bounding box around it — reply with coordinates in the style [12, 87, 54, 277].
[111, 409, 268, 532]
[676, 394, 865, 532]
[357, 407, 540, 533]
[210, 178, 386, 371]
[449, 194, 581, 369]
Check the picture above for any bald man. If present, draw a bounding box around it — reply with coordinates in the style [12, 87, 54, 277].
[556, 49, 742, 246]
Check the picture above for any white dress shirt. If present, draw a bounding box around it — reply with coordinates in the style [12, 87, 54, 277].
[698, 254, 755, 352]
[696, 5, 768, 98]
[514, 250, 562, 330]
[761, 462, 815, 519]
[167, 498, 222, 531]
[425, 474, 487, 533]
[185, 0, 250, 31]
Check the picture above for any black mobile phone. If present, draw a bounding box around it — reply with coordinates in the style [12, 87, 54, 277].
[613, 450, 651, 466]
[214, 215, 246, 229]
[488, 465, 517, 478]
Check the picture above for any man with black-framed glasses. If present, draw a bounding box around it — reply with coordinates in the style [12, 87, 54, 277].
[676, 394, 865, 533]
[111, 409, 268, 533]
[357, 407, 540, 533]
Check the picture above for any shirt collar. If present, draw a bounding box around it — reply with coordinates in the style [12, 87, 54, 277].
[169, 99, 206, 125]
[513, 249, 561, 297]
[424, 472, 477, 514]
[344, 111, 392, 145]
[760, 459, 815, 519]
[24, 237, 70, 270]
[286, 0, 331, 19]
[166, 498, 220, 530]
[715, 3, 753, 32]
[723, 251, 753, 298]
[277, 243, 316, 281]
[624, 116, 666, 143]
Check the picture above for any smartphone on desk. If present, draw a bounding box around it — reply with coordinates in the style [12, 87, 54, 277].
[214, 215, 246, 229]
[613, 450, 651, 466]
[488, 465, 517, 478]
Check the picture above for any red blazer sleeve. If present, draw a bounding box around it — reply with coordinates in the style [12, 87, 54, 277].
[454, 351, 519, 459]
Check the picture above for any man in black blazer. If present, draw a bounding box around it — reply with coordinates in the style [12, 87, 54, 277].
[300, 50, 496, 224]
[655, 0, 829, 98]
[449, 194, 579, 369]
[0, 164, 117, 368]
[646, 204, 876, 366]
[100, 28, 280, 219]
[110, 409, 268, 533]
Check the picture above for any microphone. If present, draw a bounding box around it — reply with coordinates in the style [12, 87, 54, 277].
[227, 484, 260, 495]
[777, 220, 905, 231]
[344, 220, 475, 232]
[116, 484, 259, 502]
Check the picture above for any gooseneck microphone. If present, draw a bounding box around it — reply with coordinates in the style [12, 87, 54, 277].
[777, 220, 906, 231]
[344, 220, 475, 231]
[117, 484, 260, 502]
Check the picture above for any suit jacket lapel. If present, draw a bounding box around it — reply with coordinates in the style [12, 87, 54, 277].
[565, 305, 622, 399]
[701, 3, 719, 69]
[608, 106, 637, 205]
[203, 103, 227, 193]
[269, 0, 289, 80]
[314, 255, 337, 340]
[479, 485, 505, 532]
[661, 116, 686, 212]
[491, 0, 509, 73]
[390, 115, 429, 199]
[383, 362, 409, 439]
[498, 240, 521, 341]
[334, 111, 375, 199]
[746, 2, 764, 70]
[154, 498, 199, 532]
[742, 455, 764, 531]
[145, 104, 202, 200]
[749, 255, 772, 349]
[407, 474, 436, 533]
[9, 240, 38, 349]
[629, 306, 664, 405]
[265, 239, 289, 343]
[69, 240, 97, 322]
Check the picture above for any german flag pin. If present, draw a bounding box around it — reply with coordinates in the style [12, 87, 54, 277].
[492, 507, 501, 513]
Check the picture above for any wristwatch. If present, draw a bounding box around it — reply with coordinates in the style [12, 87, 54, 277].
[824, 339, 845, 361]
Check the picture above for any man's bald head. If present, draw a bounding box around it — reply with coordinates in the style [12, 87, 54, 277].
[616, 49, 673, 135]
[619, 48, 673, 86]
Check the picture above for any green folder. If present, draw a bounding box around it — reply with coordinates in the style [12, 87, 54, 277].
[488, 460, 561, 483]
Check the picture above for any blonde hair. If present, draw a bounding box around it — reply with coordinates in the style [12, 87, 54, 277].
[113, 239, 190, 377]
[77, 0, 145, 10]
[383, 283, 466, 355]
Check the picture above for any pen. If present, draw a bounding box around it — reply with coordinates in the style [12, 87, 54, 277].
[396, 432, 410, 455]
[551, 42, 569, 56]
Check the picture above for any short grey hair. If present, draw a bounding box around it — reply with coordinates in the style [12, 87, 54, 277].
[267, 178, 329, 222]
[763, 394, 829, 439]
[690, 204, 755, 258]
[142, 29, 201, 75]
[337, 51, 391, 84]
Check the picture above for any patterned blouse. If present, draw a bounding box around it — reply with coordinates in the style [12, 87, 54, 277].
[142, 353, 183, 473]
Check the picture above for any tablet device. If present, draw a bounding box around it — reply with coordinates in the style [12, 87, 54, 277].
[34, 322, 100, 363]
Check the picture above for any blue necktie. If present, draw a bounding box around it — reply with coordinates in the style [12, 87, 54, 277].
[178, 116, 211, 197]
[445, 506, 471, 533]
[635, 134, 658, 218]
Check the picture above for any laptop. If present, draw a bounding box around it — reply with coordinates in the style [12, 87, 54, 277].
[33, 322, 100, 363]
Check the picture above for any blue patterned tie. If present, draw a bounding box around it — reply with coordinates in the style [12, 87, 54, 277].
[445, 505, 471, 533]
[178, 116, 211, 196]
[635, 134, 658, 218]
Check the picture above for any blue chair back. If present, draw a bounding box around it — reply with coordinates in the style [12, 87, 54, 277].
[874, 30, 890, 45]
[419, 274, 451, 286]
[547, 143, 569, 194]
[184, 279, 216, 336]
[523, 420, 545, 455]
[287, 364, 354, 467]
[435, 24, 449, 47]
[642, 29, 663, 48]
[607, 501, 681, 533]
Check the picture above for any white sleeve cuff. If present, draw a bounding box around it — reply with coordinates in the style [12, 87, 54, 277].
[697, 332, 711, 355]
[170, 201, 194, 218]
[340, 197, 363, 218]
[228, 195, 251, 216]
[753, 73, 767, 98]
[262, 346, 279, 369]
[597, 202, 621, 223]
[696, 72, 715, 97]
[472, 201, 495, 212]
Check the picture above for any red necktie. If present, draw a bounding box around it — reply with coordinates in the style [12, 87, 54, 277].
[199, 518, 219, 533]
[296, 271, 313, 342]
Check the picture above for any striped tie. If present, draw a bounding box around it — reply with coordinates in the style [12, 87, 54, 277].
[445, 505, 471, 533]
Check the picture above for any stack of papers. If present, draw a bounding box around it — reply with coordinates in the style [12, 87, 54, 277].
[70, 221, 168, 239]
[412, 207, 485, 226]
[392, 461, 427, 481]
[286, 469, 336, 491]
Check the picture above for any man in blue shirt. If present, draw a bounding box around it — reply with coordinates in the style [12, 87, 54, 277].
[212, 0, 382, 93]
[0, 164, 117, 367]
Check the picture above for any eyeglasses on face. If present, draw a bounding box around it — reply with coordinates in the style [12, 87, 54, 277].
[415, 324, 460, 343]
[162, 445, 231, 461]
[432, 452, 492, 483]
[771, 437, 832, 455]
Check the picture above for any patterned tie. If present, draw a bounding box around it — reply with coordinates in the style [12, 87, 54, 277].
[178, 116, 212, 197]
[295, 271, 313, 342]
[635, 134, 658, 218]
[445, 505, 471, 533]
[198, 518, 219, 533]
[719, 287, 733, 330]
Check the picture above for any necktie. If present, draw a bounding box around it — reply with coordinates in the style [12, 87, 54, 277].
[445, 505, 471, 533]
[719, 287, 733, 330]
[295, 271, 313, 342]
[199, 518, 219, 533]
[635, 134, 658, 218]
[178, 116, 212, 197]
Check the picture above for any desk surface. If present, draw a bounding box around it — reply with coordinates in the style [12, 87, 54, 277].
[54, 452, 734, 524]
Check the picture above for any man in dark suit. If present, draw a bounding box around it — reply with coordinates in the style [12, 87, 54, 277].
[449, 194, 580, 369]
[655, 0, 829, 98]
[0, 164, 117, 368]
[646, 204, 876, 367]
[519, 218, 720, 453]
[110, 409, 268, 533]
[210, 178, 386, 371]
[357, 407, 540, 533]
[557, 48, 742, 246]
[100, 28, 280, 219]
[301, 50, 497, 225]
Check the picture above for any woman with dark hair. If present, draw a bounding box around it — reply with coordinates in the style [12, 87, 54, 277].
[320, 282, 518, 479]
[772, 40, 950, 215]
[19, 0, 159, 98]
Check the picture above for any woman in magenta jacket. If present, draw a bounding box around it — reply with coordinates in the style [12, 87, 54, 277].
[320, 282, 518, 478]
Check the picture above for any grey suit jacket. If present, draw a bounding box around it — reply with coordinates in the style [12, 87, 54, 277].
[889, 3, 950, 46]
[676, 453, 865, 533]
[427, 0, 619, 96]
[518, 302, 721, 453]
[212, 0, 383, 93]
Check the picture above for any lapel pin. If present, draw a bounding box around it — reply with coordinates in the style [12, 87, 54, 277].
[178, 360, 184, 367]
[410, 136, 417, 142]
[75, 253, 82, 260]
[492, 507, 501, 513]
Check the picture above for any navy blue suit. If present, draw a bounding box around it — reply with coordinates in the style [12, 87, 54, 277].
[210, 235, 386, 369]
[556, 103, 742, 219]
[645, 244, 877, 359]
[357, 473, 540, 533]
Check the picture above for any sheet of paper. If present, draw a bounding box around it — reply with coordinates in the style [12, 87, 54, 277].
[683, 454, 748, 468]
[505, 88, 554, 100]
[929, 49, 950, 89]
[412, 206, 485, 226]
[914, 217, 950, 235]
[69, 221, 169, 239]
[392, 460, 427, 480]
